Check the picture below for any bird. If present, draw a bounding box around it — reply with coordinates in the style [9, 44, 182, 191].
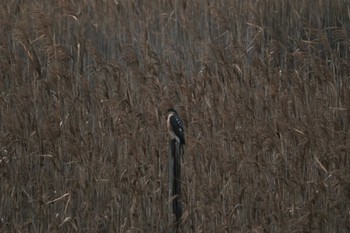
[167, 108, 185, 145]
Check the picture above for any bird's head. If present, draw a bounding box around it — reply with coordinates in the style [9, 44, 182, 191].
[167, 108, 178, 115]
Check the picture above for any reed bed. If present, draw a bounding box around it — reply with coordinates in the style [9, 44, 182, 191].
[1, 0, 350, 232]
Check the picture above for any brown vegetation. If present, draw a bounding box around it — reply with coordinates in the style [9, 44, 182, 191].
[1, 0, 350, 232]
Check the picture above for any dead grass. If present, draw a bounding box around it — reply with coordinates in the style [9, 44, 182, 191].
[1, 0, 350, 232]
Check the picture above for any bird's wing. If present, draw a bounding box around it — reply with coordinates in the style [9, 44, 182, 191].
[170, 115, 185, 141]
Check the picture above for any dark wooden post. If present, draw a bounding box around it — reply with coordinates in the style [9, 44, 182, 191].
[168, 139, 182, 231]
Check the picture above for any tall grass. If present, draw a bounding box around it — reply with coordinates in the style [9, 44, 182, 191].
[1, 0, 350, 232]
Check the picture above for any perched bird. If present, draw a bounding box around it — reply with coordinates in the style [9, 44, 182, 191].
[167, 108, 185, 145]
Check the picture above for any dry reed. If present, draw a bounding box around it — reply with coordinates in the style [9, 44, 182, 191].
[1, 0, 350, 232]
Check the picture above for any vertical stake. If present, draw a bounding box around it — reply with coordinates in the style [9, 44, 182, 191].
[168, 139, 182, 232]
